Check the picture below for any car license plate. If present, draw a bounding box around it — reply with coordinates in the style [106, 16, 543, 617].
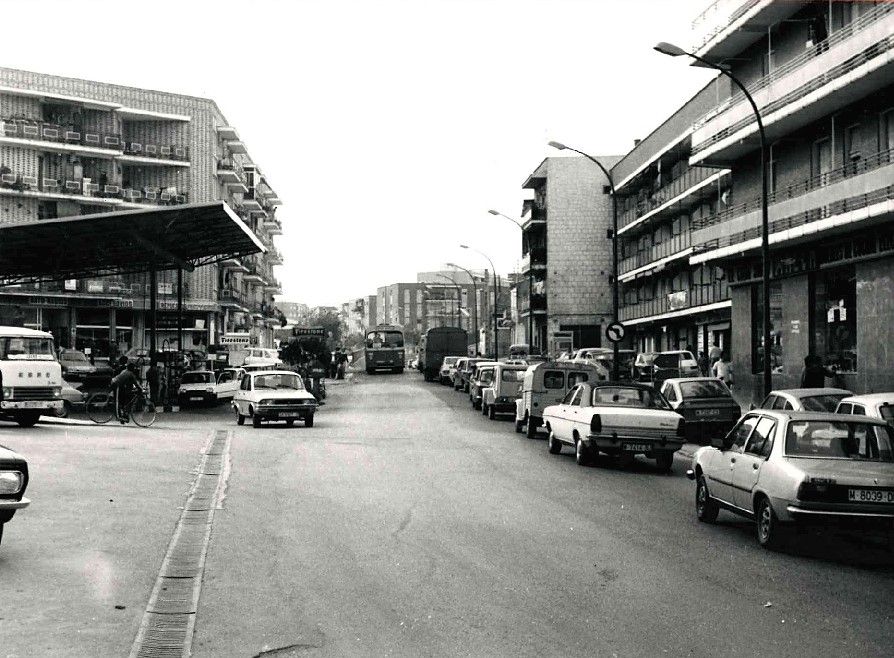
[695, 409, 721, 417]
[848, 489, 894, 504]
[623, 443, 650, 452]
[279, 411, 300, 418]
[190, 397, 204, 401]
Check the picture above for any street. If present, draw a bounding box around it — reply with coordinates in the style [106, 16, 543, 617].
[1, 372, 893, 658]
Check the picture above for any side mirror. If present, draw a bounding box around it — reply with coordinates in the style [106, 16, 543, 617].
[710, 437, 727, 449]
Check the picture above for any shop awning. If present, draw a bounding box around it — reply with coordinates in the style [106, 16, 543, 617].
[0, 201, 265, 285]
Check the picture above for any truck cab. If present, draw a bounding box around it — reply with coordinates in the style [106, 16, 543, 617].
[0, 327, 63, 427]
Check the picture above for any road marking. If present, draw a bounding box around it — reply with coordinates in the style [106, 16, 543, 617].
[128, 429, 231, 658]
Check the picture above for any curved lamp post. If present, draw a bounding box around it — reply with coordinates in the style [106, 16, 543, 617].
[447, 261, 479, 355]
[488, 209, 535, 353]
[547, 140, 620, 380]
[434, 273, 463, 328]
[460, 244, 500, 361]
[654, 41, 771, 396]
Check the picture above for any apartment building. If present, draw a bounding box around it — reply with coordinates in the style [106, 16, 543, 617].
[519, 155, 620, 356]
[671, 0, 894, 397]
[611, 82, 733, 359]
[0, 67, 283, 357]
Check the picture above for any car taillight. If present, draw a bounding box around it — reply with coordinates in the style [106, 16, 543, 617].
[676, 418, 686, 437]
[590, 414, 602, 433]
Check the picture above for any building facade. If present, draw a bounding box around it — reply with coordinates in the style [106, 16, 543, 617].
[519, 155, 620, 356]
[0, 67, 283, 358]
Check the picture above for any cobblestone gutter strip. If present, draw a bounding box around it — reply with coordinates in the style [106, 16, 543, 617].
[128, 429, 231, 658]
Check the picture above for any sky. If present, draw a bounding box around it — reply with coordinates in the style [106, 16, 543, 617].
[2, 0, 717, 307]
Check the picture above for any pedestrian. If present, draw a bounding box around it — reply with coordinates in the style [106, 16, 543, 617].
[698, 351, 709, 377]
[712, 351, 734, 387]
[800, 354, 836, 388]
[146, 356, 160, 405]
[708, 341, 722, 366]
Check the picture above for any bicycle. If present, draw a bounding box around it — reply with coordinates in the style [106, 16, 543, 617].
[86, 386, 157, 427]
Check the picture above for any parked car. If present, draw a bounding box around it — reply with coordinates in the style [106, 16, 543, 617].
[232, 370, 318, 428]
[481, 362, 528, 420]
[58, 348, 100, 383]
[457, 357, 488, 393]
[634, 350, 699, 385]
[56, 380, 88, 418]
[469, 362, 499, 410]
[451, 357, 469, 389]
[0, 442, 30, 546]
[242, 348, 283, 370]
[439, 356, 462, 385]
[757, 388, 853, 412]
[659, 377, 741, 444]
[687, 410, 894, 550]
[835, 393, 894, 424]
[178, 368, 245, 406]
[542, 381, 685, 470]
[515, 361, 602, 438]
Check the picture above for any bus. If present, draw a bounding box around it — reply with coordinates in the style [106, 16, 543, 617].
[364, 325, 405, 374]
[0, 327, 64, 427]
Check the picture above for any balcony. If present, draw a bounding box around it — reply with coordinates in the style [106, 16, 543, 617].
[218, 288, 246, 308]
[520, 204, 546, 228]
[263, 216, 282, 235]
[0, 117, 123, 155]
[619, 233, 692, 280]
[267, 247, 283, 266]
[618, 167, 728, 234]
[691, 147, 894, 263]
[216, 126, 240, 141]
[243, 264, 265, 283]
[519, 246, 547, 274]
[691, 0, 807, 61]
[619, 284, 730, 324]
[120, 140, 189, 165]
[691, 3, 894, 166]
[216, 159, 247, 186]
[0, 173, 188, 207]
[242, 189, 262, 211]
[219, 256, 247, 272]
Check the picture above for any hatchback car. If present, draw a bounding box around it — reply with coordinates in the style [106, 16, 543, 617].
[758, 388, 853, 412]
[232, 370, 318, 428]
[688, 410, 894, 550]
[0, 442, 30, 546]
[659, 377, 741, 444]
[834, 393, 894, 424]
[439, 356, 462, 385]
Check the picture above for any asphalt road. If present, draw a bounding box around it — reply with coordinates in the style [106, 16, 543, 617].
[1, 371, 893, 657]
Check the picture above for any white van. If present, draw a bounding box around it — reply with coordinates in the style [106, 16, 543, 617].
[0, 327, 64, 426]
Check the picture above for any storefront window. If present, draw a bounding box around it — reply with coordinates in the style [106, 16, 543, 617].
[815, 266, 857, 372]
[752, 281, 784, 374]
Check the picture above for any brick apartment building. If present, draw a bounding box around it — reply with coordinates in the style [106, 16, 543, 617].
[519, 155, 620, 356]
[0, 67, 284, 358]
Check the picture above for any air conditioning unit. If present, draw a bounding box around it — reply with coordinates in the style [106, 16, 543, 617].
[160, 146, 171, 157]
[144, 144, 157, 156]
[129, 142, 142, 154]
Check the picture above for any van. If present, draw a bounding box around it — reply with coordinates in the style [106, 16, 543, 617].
[481, 362, 528, 420]
[514, 360, 601, 438]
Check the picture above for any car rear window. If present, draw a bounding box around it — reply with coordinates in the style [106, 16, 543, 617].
[801, 394, 849, 412]
[544, 371, 564, 389]
[679, 380, 731, 399]
[785, 420, 894, 461]
[878, 404, 894, 422]
[653, 354, 680, 368]
[501, 369, 525, 382]
[591, 386, 670, 409]
[182, 372, 214, 384]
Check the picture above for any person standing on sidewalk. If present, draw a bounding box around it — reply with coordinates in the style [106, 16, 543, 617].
[712, 351, 734, 388]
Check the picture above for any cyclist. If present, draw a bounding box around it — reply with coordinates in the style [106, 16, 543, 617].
[110, 361, 140, 423]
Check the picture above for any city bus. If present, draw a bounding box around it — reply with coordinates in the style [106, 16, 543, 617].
[0, 326, 64, 427]
[364, 324, 405, 374]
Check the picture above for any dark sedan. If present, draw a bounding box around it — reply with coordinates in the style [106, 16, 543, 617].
[659, 377, 741, 444]
[0, 443, 30, 546]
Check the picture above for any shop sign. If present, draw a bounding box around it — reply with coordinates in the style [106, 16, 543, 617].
[28, 295, 68, 307]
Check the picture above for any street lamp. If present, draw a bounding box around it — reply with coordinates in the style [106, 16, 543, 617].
[548, 140, 620, 380]
[434, 273, 463, 328]
[446, 261, 479, 356]
[654, 41, 771, 396]
[488, 209, 535, 353]
[459, 244, 500, 361]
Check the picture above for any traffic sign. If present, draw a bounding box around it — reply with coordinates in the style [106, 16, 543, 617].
[605, 321, 626, 344]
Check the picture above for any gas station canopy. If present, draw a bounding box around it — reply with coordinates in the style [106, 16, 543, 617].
[0, 201, 266, 285]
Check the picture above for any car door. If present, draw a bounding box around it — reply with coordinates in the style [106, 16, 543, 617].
[234, 373, 252, 413]
[709, 415, 759, 505]
[549, 386, 581, 441]
[732, 416, 777, 510]
[217, 370, 237, 399]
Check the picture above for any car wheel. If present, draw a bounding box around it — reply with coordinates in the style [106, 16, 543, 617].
[488, 405, 496, 420]
[695, 474, 719, 523]
[526, 416, 537, 439]
[481, 402, 488, 416]
[56, 400, 72, 418]
[252, 413, 262, 428]
[234, 405, 245, 425]
[655, 452, 674, 472]
[547, 429, 562, 455]
[286, 419, 295, 427]
[575, 438, 590, 466]
[305, 414, 314, 427]
[514, 418, 524, 433]
[756, 496, 785, 550]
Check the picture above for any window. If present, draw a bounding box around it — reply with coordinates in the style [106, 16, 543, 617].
[752, 280, 783, 374]
[837, 402, 853, 415]
[812, 138, 832, 185]
[730, 417, 759, 452]
[745, 417, 776, 456]
[544, 371, 564, 389]
[662, 384, 678, 402]
[569, 389, 583, 407]
[882, 110, 894, 159]
[561, 387, 578, 405]
[815, 266, 857, 372]
[567, 372, 589, 387]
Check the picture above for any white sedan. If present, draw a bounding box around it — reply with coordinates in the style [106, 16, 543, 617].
[542, 382, 685, 470]
[232, 370, 318, 428]
[688, 410, 894, 550]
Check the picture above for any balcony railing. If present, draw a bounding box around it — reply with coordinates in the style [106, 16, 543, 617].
[122, 141, 189, 161]
[692, 2, 894, 158]
[620, 283, 728, 322]
[691, 0, 761, 52]
[0, 172, 189, 206]
[218, 288, 245, 306]
[521, 204, 547, 225]
[0, 117, 122, 151]
[619, 233, 692, 276]
[619, 167, 721, 231]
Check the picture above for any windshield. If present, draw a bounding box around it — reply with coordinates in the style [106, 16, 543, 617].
[0, 336, 57, 361]
[181, 372, 215, 385]
[591, 386, 670, 409]
[785, 420, 894, 461]
[366, 330, 404, 348]
[254, 373, 304, 390]
[679, 380, 731, 399]
[62, 351, 88, 362]
[443, 357, 458, 366]
[801, 394, 849, 412]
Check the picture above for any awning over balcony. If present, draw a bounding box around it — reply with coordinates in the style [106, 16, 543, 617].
[0, 201, 265, 285]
